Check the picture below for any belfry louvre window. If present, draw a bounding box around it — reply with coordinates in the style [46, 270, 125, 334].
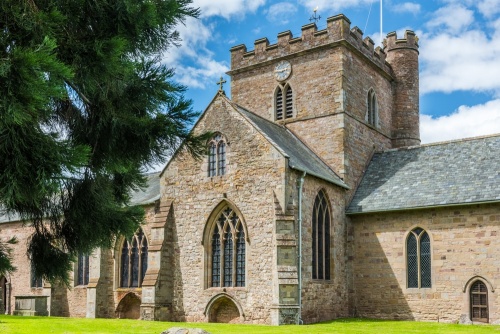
[210, 207, 246, 287]
[120, 228, 148, 288]
[366, 89, 378, 127]
[208, 134, 226, 177]
[312, 190, 331, 280]
[471, 281, 488, 323]
[275, 85, 293, 120]
[77, 253, 90, 286]
[406, 227, 431, 288]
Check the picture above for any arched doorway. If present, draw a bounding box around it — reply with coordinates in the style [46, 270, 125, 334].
[205, 294, 243, 323]
[470, 281, 488, 323]
[115, 293, 141, 319]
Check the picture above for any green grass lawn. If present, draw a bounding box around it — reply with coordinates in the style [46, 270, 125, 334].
[1, 315, 500, 334]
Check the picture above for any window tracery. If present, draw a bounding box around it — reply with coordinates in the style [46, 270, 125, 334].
[120, 228, 148, 288]
[209, 206, 246, 287]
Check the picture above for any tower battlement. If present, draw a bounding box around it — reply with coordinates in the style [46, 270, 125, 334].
[229, 14, 417, 74]
[384, 30, 419, 53]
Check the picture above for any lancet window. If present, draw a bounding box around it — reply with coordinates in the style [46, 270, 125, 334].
[312, 190, 331, 280]
[208, 134, 227, 177]
[120, 228, 148, 288]
[77, 253, 90, 286]
[366, 89, 378, 127]
[406, 227, 431, 288]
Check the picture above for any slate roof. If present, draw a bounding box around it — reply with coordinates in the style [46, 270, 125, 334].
[347, 135, 500, 214]
[0, 172, 160, 224]
[235, 105, 348, 189]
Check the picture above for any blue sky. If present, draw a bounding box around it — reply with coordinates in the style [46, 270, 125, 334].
[163, 0, 500, 143]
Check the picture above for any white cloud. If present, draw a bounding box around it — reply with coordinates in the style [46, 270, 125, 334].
[426, 4, 474, 34]
[392, 2, 421, 14]
[161, 17, 229, 89]
[193, 0, 266, 19]
[419, 29, 500, 95]
[477, 0, 500, 18]
[298, 0, 374, 12]
[266, 3, 298, 25]
[420, 99, 500, 143]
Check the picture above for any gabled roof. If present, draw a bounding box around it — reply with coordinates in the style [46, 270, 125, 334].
[347, 135, 500, 214]
[235, 104, 348, 189]
[0, 172, 160, 224]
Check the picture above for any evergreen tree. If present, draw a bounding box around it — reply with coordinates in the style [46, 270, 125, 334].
[0, 0, 206, 284]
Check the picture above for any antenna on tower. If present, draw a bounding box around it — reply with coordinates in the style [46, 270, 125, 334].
[310, 6, 321, 23]
[380, 0, 383, 46]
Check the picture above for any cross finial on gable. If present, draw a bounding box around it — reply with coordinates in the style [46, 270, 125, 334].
[217, 76, 227, 94]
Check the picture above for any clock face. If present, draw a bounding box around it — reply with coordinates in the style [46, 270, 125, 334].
[274, 60, 292, 81]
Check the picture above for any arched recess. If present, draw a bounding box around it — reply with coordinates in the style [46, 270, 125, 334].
[0, 274, 10, 314]
[204, 293, 245, 323]
[115, 292, 141, 319]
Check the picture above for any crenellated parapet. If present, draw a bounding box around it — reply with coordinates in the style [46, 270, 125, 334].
[383, 30, 419, 53]
[229, 14, 393, 74]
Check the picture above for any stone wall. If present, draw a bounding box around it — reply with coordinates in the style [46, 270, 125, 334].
[161, 95, 287, 324]
[349, 203, 500, 323]
[0, 221, 87, 317]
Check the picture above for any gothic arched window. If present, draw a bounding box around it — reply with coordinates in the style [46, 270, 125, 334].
[77, 253, 90, 286]
[120, 228, 148, 288]
[275, 85, 293, 120]
[406, 227, 431, 288]
[30, 264, 43, 288]
[366, 89, 378, 127]
[208, 134, 227, 177]
[209, 206, 246, 287]
[312, 190, 331, 280]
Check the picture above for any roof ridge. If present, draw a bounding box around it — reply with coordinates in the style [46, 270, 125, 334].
[380, 133, 500, 153]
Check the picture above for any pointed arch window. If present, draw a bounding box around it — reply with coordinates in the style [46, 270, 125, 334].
[120, 228, 148, 288]
[209, 206, 246, 287]
[77, 253, 90, 286]
[407, 227, 431, 288]
[275, 85, 293, 120]
[312, 190, 331, 280]
[366, 89, 378, 127]
[208, 134, 227, 177]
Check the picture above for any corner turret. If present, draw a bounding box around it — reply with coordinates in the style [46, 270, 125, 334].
[384, 30, 420, 148]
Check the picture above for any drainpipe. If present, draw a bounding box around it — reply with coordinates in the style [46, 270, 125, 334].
[297, 171, 306, 325]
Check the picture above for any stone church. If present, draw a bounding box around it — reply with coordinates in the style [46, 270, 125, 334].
[1, 14, 499, 325]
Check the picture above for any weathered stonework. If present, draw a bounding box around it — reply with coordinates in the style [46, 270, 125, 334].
[1, 12, 498, 327]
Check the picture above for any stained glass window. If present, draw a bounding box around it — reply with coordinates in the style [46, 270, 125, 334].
[406, 228, 431, 288]
[207, 134, 226, 177]
[120, 228, 148, 288]
[77, 253, 90, 286]
[210, 206, 245, 287]
[312, 190, 331, 280]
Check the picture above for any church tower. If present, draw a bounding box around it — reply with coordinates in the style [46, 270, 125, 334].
[228, 15, 420, 191]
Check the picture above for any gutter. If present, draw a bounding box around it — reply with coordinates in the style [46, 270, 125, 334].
[297, 171, 306, 325]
